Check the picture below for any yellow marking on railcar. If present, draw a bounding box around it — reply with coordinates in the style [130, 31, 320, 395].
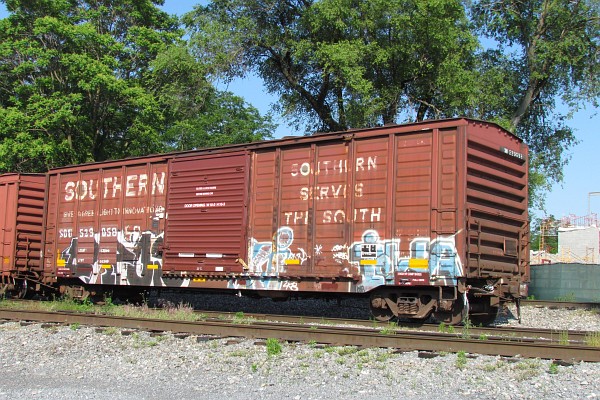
[101, 264, 112, 269]
[284, 259, 300, 265]
[147, 265, 159, 270]
[360, 260, 377, 265]
[408, 259, 429, 270]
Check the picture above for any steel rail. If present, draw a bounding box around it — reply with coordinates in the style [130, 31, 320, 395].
[521, 300, 600, 309]
[1, 308, 598, 363]
[194, 310, 597, 343]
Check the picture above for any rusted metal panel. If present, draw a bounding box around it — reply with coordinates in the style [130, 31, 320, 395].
[0, 174, 45, 275]
[43, 157, 169, 285]
[163, 151, 250, 274]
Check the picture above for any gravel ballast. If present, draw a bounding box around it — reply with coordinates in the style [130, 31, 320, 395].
[0, 299, 599, 400]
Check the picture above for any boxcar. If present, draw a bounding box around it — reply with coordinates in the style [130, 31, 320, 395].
[26, 118, 529, 324]
[0, 173, 46, 297]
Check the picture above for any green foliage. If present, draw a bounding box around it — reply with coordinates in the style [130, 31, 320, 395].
[185, 0, 478, 133]
[0, 0, 275, 173]
[186, 0, 599, 210]
[0, 0, 180, 171]
[470, 0, 598, 208]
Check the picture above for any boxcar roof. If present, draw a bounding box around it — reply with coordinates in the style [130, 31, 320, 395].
[47, 117, 522, 173]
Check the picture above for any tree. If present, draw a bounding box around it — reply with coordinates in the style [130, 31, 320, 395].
[184, 0, 479, 133]
[0, 0, 181, 171]
[469, 0, 599, 209]
[186, 0, 598, 210]
[147, 43, 275, 151]
[0, 0, 276, 173]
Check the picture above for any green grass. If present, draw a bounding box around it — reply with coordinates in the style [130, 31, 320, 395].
[266, 338, 282, 356]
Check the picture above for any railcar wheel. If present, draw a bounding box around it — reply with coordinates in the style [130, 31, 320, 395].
[369, 294, 396, 322]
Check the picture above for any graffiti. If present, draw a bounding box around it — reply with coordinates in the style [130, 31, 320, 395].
[282, 281, 299, 291]
[59, 228, 166, 287]
[235, 226, 309, 290]
[348, 230, 399, 292]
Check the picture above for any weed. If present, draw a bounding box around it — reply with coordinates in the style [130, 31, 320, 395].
[456, 351, 467, 370]
[482, 362, 502, 372]
[229, 350, 249, 357]
[478, 333, 488, 341]
[232, 311, 255, 325]
[584, 331, 600, 347]
[251, 363, 258, 372]
[548, 363, 559, 374]
[558, 330, 569, 345]
[70, 322, 80, 331]
[438, 323, 455, 334]
[102, 327, 119, 335]
[336, 357, 345, 365]
[337, 347, 358, 356]
[266, 338, 282, 356]
[514, 359, 542, 381]
[461, 319, 472, 339]
[233, 311, 245, 323]
[555, 292, 576, 302]
[307, 340, 317, 347]
[380, 321, 398, 335]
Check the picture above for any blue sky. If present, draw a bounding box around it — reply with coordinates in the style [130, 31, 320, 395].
[1, 1, 598, 219]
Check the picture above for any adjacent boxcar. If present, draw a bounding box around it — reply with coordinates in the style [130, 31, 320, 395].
[41, 155, 171, 297]
[40, 118, 529, 324]
[0, 173, 46, 297]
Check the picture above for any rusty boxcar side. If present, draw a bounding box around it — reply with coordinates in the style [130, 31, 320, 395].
[0, 173, 46, 297]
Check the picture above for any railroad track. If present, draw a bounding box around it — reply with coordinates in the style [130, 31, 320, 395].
[1, 308, 598, 363]
[192, 309, 597, 343]
[521, 299, 600, 309]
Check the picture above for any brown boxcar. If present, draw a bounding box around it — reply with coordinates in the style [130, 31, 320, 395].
[0, 173, 46, 297]
[41, 118, 529, 324]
